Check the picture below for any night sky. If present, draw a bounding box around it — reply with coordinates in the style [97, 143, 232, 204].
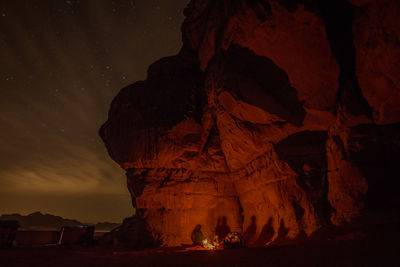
[0, 0, 188, 223]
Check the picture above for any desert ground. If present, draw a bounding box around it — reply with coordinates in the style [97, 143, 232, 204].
[1, 226, 399, 267]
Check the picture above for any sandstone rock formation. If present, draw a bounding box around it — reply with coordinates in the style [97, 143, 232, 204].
[100, 0, 400, 246]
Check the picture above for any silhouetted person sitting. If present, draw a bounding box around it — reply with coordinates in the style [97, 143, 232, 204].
[191, 224, 205, 246]
[256, 217, 275, 245]
[243, 215, 257, 244]
[215, 216, 231, 239]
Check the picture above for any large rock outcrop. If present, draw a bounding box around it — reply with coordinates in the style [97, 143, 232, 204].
[100, 0, 400, 246]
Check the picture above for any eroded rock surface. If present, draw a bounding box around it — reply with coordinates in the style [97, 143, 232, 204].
[100, 0, 400, 246]
[351, 0, 400, 124]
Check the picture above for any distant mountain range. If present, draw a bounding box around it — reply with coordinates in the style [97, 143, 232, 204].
[0, 212, 120, 231]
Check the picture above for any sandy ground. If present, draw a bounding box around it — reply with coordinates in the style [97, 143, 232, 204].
[1, 226, 399, 267]
[0, 239, 398, 267]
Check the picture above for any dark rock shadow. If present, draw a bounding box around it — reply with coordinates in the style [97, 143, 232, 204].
[99, 49, 205, 164]
[275, 131, 332, 225]
[99, 215, 161, 249]
[126, 169, 147, 208]
[349, 123, 400, 211]
[222, 45, 306, 125]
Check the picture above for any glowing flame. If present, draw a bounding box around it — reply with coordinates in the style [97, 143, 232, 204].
[202, 239, 215, 250]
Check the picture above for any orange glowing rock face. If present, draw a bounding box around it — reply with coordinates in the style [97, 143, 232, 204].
[100, 0, 400, 247]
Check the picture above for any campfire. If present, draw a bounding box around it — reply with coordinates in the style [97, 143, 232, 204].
[202, 239, 215, 250]
[186, 232, 243, 251]
[203, 232, 243, 250]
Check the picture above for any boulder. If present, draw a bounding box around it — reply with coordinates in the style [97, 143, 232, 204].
[100, 0, 400, 246]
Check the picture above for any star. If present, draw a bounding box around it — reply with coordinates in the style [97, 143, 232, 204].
[0, 0, 188, 223]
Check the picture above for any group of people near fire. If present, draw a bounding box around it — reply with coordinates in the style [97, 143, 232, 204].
[191, 217, 243, 249]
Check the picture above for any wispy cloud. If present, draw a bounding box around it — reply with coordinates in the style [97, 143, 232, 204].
[0, 0, 187, 221]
